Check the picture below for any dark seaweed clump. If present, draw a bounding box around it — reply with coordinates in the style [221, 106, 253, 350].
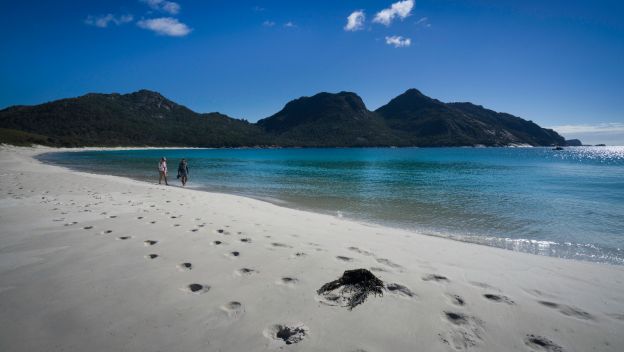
[317, 269, 384, 310]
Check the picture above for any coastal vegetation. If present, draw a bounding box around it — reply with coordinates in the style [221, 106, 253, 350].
[0, 89, 566, 147]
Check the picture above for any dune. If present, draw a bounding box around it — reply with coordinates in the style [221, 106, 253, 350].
[0, 145, 623, 352]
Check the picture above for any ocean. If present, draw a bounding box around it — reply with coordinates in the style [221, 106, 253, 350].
[40, 147, 624, 265]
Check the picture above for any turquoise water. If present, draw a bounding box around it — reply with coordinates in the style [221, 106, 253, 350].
[40, 147, 624, 265]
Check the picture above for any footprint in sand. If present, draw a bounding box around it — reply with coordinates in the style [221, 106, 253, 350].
[447, 294, 466, 306]
[336, 256, 353, 262]
[117, 236, 132, 240]
[263, 323, 309, 345]
[186, 283, 210, 294]
[607, 313, 624, 321]
[376, 258, 403, 269]
[221, 301, 244, 319]
[190, 228, 199, 232]
[469, 281, 498, 291]
[524, 334, 564, 352]
[423, 274, 449, 282]
[83, 226, 94, 230]
[290, 252, 307, 258]
[537, 301, 594, 320]
[146, 254, 159, 259]
[523, 288, 558, 299]
[225, 251, 240, 258]
[385, 283, 416, 298]
[137, 216, 144, 220]
[235, 268, 257, 276]
[271, 242, 292, 248]
[239, 238, 252, 243]
[101, 230, 113, 235]
[276, 277, 299, 287]
[144, 240, 158, 246]
[484, 294, 514, 305]
[348, 246, 375, 256]
[445, 312, 469, 325]
[150, 221, 157, 224]
[439, 312, 485, 351]
[212, 240, 224, 246]
[178, 262, 192, 270]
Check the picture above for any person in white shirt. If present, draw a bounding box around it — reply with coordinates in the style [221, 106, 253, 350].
[158, 157, 169, 185]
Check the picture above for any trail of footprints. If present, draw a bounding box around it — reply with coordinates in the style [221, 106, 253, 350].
[58, 204, 585, 350]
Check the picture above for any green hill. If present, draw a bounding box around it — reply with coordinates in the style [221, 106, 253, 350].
[257, 92, 398, 146]
[0, 90, 265, 147]
[375, 89, 565, 146]
[0, 89, 565, 147]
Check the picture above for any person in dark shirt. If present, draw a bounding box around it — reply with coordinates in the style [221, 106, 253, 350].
[177, 159, 189, 186]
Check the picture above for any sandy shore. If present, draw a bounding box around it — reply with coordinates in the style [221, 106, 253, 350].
[1, 145, 623, 352]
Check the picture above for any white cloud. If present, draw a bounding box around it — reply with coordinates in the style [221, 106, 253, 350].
[416, 16, 431, 28]
[142, 0, 180, 15]
[373, 0, 414, 26]
[284, 21, 296, 28]
[85, 14, 134, 28]
[262, 20, 276, 27]
[137, 17, 191, 36]
[344, 10, 365, 31]
[385, 35, 411, 47]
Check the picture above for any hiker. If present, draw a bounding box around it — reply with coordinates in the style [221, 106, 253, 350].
[177, 158, 189, 186]
[158, 157, 168, 185]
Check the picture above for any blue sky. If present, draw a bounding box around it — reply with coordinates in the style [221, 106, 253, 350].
[1, 0, 623, 144]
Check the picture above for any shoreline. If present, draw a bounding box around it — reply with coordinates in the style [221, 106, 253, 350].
[37, 145, 623, 266]
[1, 145, 623, 352]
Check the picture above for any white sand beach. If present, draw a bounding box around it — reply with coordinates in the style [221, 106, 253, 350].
[1, 145, 623, 352]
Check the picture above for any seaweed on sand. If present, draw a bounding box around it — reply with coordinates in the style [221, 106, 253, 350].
[317, 269, 385, 310]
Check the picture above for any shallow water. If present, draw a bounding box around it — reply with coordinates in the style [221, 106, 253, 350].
[40, 147, 624, 265]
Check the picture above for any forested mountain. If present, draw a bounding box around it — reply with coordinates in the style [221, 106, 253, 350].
[0, 89, 565, 147]
[256, 92, 398, 146]
[375, 89, 565, 146]
[0, 90, 265, 147]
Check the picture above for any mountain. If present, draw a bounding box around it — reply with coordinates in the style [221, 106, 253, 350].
[0, 90, 265, 147]
[565, 139, 583, 146]
[375, 89, 565, 146]
[257, 92, 397, 146]
[0, 88, 566, 147]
